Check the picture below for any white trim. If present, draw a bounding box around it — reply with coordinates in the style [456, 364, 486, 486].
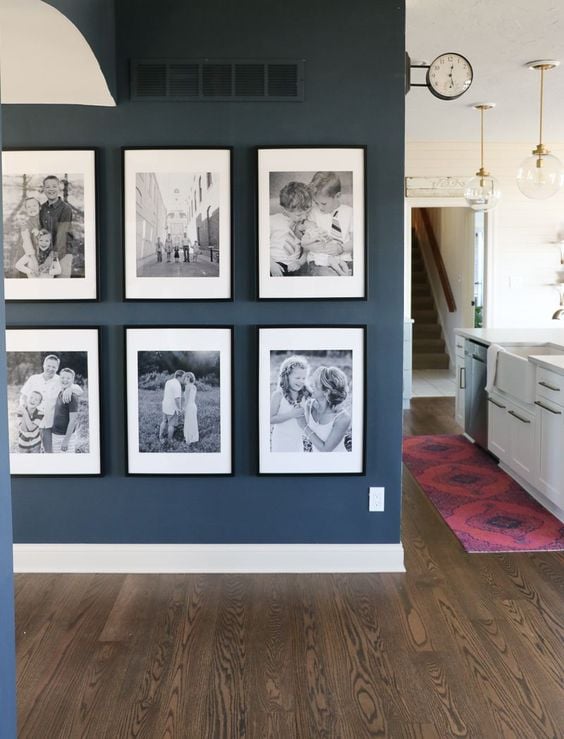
[13, 543, 405, 574]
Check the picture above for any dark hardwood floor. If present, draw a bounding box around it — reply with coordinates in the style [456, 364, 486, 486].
[15, 398, 564, 738]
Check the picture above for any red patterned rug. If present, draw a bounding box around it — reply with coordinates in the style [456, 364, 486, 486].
[403, 434, 564, 553]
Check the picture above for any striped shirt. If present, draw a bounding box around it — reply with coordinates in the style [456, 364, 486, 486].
[17, 407, 44, 450]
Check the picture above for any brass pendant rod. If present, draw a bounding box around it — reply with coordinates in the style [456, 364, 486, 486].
[539, 66, 544, 149]
[480, 106, 485, 171]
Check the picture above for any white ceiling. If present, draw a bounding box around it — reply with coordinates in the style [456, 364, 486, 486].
[406, 0, 564, 141]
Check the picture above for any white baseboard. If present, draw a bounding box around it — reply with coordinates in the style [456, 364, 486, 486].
[13, 543, 405, 574]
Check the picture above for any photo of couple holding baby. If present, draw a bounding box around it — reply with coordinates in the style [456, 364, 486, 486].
[270, 351, 353, 454]
[269, 170, 354, 279]
[8, 352, 89, 456]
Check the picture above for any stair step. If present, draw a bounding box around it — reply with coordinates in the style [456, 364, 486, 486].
[413, 338, 445, 352]
[413, 353, 450, 370]
[412, 295, 434, 309]
[413, 309, 437, 322]
[412, 283, 430, 295]
[413, 324, 442, 338]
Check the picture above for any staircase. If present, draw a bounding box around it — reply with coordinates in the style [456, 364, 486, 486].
[411, 234, 450, 370]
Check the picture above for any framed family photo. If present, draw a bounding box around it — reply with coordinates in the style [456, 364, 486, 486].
[258, 326, 365, 475]
[125, 327, 233, 475]
[2, 149, 98, 301]
[6, 327, 102, 476]
[123, 148, 232, 300]
[257, 147, 366, 300]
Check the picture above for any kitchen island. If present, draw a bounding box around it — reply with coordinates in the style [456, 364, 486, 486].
[454, 327, 564, 522]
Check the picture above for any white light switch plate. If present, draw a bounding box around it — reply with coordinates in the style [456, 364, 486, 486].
[369, 487, 385, 512]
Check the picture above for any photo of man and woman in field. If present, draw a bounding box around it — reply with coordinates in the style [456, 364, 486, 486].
[137, 350, 221, 454]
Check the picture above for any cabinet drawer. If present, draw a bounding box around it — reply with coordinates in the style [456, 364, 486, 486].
[537, 368, 564, 407]
[455, 339, 465, 359]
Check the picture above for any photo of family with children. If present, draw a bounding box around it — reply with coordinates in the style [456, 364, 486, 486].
[2, 172, 84, 281]
[7, 351, 89, 455]
[269, 170, 354, 278]
[270, 349, 353, 453]
[136, 350, 221, 454]
[135, 171, 220, 280]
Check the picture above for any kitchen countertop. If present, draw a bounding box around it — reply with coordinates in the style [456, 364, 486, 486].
[528, 354, 564, 375]
[455, 328, 564, 376]
[454, 327, 564, 348]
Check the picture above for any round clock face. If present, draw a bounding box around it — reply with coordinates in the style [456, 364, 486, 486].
[426, 53, 473, 100]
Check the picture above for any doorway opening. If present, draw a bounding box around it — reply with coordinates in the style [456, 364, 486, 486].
[404, 200, 493, 412]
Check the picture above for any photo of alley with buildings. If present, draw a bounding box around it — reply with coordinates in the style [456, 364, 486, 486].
[136, 171, 220, 278]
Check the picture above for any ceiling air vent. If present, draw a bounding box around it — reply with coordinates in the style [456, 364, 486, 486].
[131, 59, 304, 102]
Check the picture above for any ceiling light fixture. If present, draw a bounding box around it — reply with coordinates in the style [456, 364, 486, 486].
[464, 103, 500, 211]
[516, 60, 564, 199]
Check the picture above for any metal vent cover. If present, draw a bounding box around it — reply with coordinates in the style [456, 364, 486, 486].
[131, 59, 304, 101]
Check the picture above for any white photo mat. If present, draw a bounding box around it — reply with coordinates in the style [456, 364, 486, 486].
[258, 148, 366, 299]
[6, 328, 101, 475]
[2, 149, 97, 301]
[126, 327, 232, 474]
[259, 327, 365, 474]
[123, 149, 231, 300]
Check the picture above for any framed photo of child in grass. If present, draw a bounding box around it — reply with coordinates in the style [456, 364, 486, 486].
[258, 326, 365, 475]
[123, 148, 232, 300]
[125, 327, 233, 475]
[5, 328, 102, 476]
[257, 147, 366, 300]
[2, 149, 98, 301]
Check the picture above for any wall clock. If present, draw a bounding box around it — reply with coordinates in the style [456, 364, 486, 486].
[426, 53, 473, 100]
[405, 52, 473, 100]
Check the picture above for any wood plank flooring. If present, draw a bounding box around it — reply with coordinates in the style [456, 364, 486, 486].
[15, 398, 564, 737]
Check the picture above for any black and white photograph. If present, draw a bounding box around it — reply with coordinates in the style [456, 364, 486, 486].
[126, 327, 232, 474]
[258, 326, 365, 474]
[6, 328, 101, 476]
[258, 148, 366, 299]
[124, 149, 231, 300]
[2, 149, 97, 301]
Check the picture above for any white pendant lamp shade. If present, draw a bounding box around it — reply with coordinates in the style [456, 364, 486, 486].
[516, 60, 564, 199]
[464, 103, 500, 212]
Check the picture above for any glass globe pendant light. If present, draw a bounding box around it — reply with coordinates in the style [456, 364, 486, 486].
[464, 103, 501, 211]
[516, 60, 564, 199]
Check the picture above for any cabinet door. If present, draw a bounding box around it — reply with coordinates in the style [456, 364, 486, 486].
[536, 402, 564, 508]
[507, 405, 536, 484]
[487, 395, 508, 461]
[455, 357, 466, 428]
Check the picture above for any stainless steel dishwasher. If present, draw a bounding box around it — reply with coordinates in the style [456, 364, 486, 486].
[464, 339, 488, 449]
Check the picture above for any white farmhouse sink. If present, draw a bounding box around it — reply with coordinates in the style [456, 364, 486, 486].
[495, 345, 564, 403]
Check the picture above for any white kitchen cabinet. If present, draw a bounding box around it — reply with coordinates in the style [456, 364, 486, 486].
[487, 392, 536, 486]
[487, 393, 509, 461]
[535, 396, 564, 509]
[506, 404, 536, 485]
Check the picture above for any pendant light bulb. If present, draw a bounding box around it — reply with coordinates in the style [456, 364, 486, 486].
[464, 103, 500, 211]
[516, 61, 564, 199]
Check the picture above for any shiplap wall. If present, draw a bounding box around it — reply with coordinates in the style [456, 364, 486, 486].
[406, 142, 564, 327]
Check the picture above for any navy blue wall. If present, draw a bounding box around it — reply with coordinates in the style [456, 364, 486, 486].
[5, 0, 405, 544]
[0, 116, 17, 738]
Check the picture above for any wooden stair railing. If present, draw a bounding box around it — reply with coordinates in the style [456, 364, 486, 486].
[412, 208, 457, 313]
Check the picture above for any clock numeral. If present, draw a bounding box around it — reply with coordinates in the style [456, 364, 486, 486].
[434, 65, 439, 70]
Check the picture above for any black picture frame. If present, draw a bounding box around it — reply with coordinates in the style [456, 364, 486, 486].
[256, 146, 368, 301]
[2, 147, 100, 303]
[124, 325, 235, 476]
[257, 324, 367, 476]
[122, 147, 234, 302]
[5, 325, 104, 477]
